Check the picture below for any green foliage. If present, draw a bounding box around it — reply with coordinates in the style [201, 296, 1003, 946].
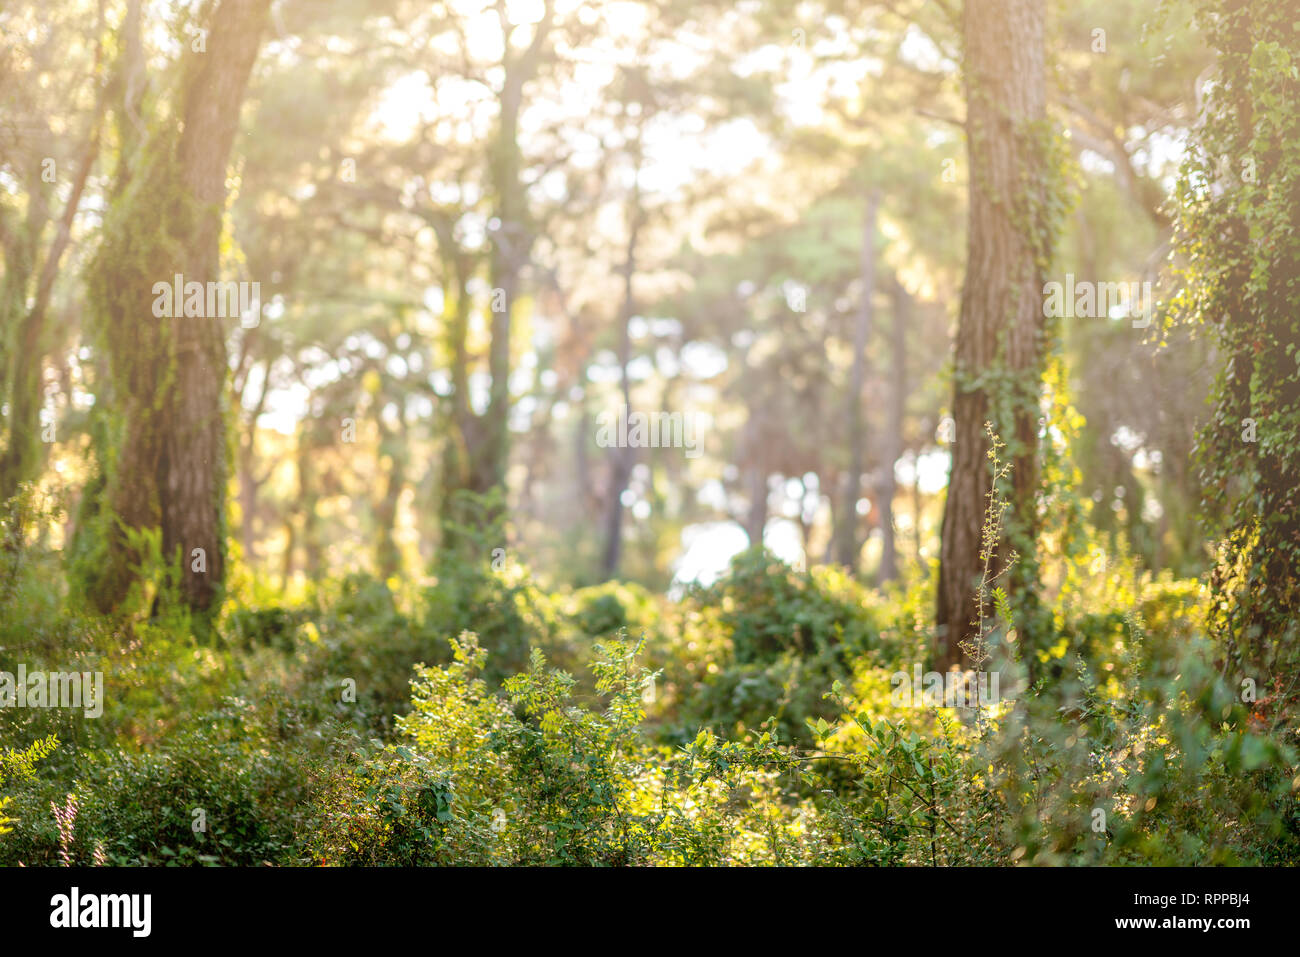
[0, 484, 67, 641]
[0, 734, 59, 837]
[307, 632, 665, 865]
[4, 0, 1295, 875]
[689, 547, 878, 664]
[309, 632, 846, 866]
[77, 722, 305, 866]
[990, 624, 1300, 865]
[659, 548, 884, 745]
[426, 489, 556, 682]
[565, 580, 657, 642]
[1173, 0, 1300, 684]
[0, 700, 346, 867]
[3, 544, 1294, 868]
[225, 605, 303, 655]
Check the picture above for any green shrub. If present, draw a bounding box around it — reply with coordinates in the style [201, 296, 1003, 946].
[0, 706, 332, 866]
[656, 549, 886, 746]
[0, 734, 59, 839]
[306, 632, 822, 865]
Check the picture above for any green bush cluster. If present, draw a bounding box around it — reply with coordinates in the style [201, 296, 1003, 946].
[2, 485, 1296, 867]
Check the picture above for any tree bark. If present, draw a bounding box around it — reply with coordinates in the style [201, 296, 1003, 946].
[161, 0, 271, 614]
[483, 3, 554, 513]
[235, 353, 269, 563]
[88, 0, 271, 616]
[745, 460, 768, 549]
[936, 0, 1050, 671]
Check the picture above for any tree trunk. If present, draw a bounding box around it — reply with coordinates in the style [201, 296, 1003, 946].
[936, 0, 1050, 672]
[0, 5, 111, 503]
[296, 430, 322, 580]
[438, 7, 553, 555]
[878, 275, 909, 584]
[237, 442, 260, 563]
[235, 355, 269, 563]
[87, 0, 271, 616]
[745, 459, 768, 548]
[0, 207, 42, 500]
[600, 148, 643, 580]
[834, 189, 880, 571]
[476, 4, 555, 537]
[375, 417, 407, 580]
[0, 132, 102, 499]
[161, 0, 271, 615]
[437, 250, 481, 551]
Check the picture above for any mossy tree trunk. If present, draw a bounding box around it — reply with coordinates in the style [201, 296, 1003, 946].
[83, 0, 271, 617]
[440, 3, 554, 558]
[1181, 0, 1300, 684]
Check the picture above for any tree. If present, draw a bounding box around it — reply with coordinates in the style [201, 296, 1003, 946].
[833, 188, 880, 572]
[0, 2, 108, 501]
[438, 0, 557, 553]
[1175, 0, 1300, 684]
[877, 275, 911, 583]
[935, 0, 1059, 672]
[80, 0, 272, 616]
[599, 120, 644, 580]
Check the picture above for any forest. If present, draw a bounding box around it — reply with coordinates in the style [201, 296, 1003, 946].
[0, 0, 1298, 870]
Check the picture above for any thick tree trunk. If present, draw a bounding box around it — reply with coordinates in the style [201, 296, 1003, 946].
[89, 0, 271, 616]
[161, 0, 271, 614]
[936, 0, 1049, 671]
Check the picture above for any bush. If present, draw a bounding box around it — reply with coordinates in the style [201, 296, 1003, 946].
[0, 702, 342, 867]
[655, 549, 886, 746]
[306, 632, 826, 865]
[0, 734, 59, 840]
